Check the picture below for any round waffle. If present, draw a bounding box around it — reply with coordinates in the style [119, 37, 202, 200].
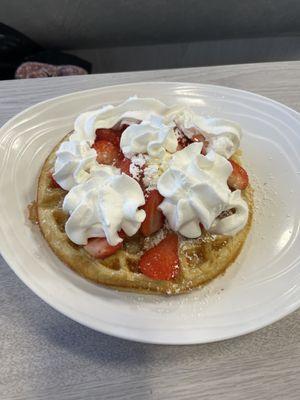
[36, 135, 253, 294]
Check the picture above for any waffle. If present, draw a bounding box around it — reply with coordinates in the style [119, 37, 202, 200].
[36, 135, 253, 294]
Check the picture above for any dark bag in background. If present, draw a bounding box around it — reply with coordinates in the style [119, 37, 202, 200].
[0, 23, 41, 79]
[0, 23, 91, 80]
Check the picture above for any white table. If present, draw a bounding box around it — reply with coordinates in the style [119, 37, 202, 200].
[1, 61, 300, 400]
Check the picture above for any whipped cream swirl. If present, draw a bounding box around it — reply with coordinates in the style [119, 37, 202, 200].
[63, 166, 146, 246]
[173, 109, 241, 159]
[70, 96, 178, 145]
[210, 189, 249, 236]
[157, 143, 248, 237]
[53, 140, 98, 191]
[53, 96, 247, 245]
[120, 115, 177, 158]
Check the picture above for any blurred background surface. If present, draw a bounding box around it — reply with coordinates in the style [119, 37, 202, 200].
[1, 0, 300, 76]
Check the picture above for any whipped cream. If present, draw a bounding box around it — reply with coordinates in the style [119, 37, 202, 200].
[54, 96, 178, 190]
[210, 189, 249, 236]
[70, 96, 178, 145]
[53, 140, 98, 191]
[63, 166, 146, 246]
[53, 96, 248, 246]
[157, 143, 248, 237]
[173, 109, 241, 159]
[120, 115, 177, 158]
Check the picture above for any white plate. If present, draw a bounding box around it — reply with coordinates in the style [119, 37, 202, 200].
[0, 82, 300, 345]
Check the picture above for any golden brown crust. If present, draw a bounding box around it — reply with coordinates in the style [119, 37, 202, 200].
[36, 134, 253, 295]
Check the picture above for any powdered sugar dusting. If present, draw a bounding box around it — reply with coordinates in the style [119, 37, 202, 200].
[129, 153, 148, 181]
[129, 163, 141, 180]
[143, 164, 160, 191]
[143, 228, 167, 250]
[143, 152, 172, 193]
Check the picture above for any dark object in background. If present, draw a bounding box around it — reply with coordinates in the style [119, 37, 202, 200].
[0, 23, 91, 80]
[0, 22, 41, 79]
[25, 49, 91, 73]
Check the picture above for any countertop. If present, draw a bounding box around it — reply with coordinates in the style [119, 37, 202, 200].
[1, 61, 300, 400]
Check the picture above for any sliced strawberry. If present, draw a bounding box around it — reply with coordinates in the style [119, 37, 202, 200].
[228, 160, 249, 190]
[191, 133, 206, 143]
[49, 173, 62, 189]
[95, 128, 121, 147]
[118, 230, 127, 239]
[119, 123, 129, 133]
[116, 156, 131, 176]
[201, 145, 208, 156]
[140, 189, 165, 236]
[191, 133, 209, 155]
[177, 135, 189, 150]
[84, 237, 122, 259]
[176, 131, 209, 154]
[139, 233, 179, 280]
[93, 140, 120, 165]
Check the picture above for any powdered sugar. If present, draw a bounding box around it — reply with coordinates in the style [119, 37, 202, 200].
[143, 164, 160, 190]
[143, 152, 172, 193]
[127, 151, 171, 193]
[129, 153, 148, 181]
[129, 163, 141, 180]
[143, 228, 167, 250]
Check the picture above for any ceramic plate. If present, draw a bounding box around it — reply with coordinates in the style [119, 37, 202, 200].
[0, 82, 300, 344]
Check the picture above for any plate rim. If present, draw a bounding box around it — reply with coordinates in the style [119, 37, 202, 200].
[1, 80, 300, 345]
[2, 80, 300, 133]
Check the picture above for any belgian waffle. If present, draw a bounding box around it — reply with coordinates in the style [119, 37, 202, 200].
[36, 135, 253, 294]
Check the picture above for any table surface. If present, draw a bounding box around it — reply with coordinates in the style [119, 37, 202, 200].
[1, 61, 300, 400]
